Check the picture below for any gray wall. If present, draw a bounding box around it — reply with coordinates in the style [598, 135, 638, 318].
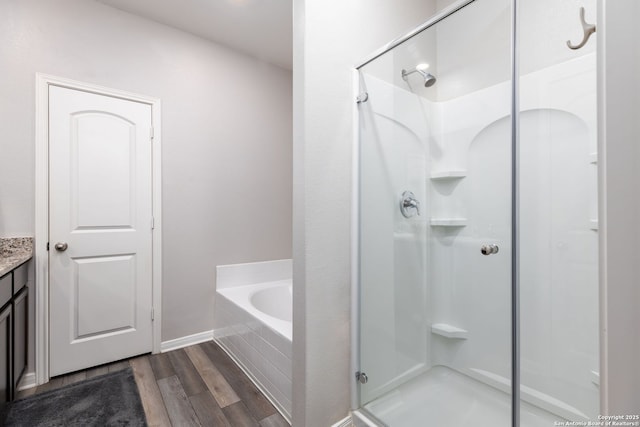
[0, 0, 292, 350]
[292, 1, 436, 425]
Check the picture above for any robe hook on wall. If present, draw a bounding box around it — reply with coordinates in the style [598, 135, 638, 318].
[567, 7, 596, 50]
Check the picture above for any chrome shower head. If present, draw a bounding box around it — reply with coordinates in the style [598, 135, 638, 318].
[401, 65, 437, 87]
[419, 70, 436, 87]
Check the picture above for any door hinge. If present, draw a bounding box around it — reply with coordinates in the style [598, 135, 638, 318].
[150, 126, 154, 141]
[356, 92, 369, 104]
[46, 242, 50, 251]
[151, 308, 155, 321]
[151, 216, 155, 230]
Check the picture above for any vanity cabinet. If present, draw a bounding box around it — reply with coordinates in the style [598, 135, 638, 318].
[0, 261, 29, 408]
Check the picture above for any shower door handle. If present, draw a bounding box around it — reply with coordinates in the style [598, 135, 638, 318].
[480, 244, 499, 256]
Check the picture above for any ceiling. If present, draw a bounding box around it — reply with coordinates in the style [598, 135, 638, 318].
[97, 0, 292, 69]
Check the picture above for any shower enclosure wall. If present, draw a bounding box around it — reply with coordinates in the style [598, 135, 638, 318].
[353, 1, 598, 426]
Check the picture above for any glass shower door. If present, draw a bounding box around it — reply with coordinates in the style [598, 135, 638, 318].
[357, 1, 514, 425]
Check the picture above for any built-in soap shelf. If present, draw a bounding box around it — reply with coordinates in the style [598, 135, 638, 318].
[590, 370, 600, 387]
[431, 323, 468, 339]
[429, 169, 467, 230]
[589, 219, 598, 230]
[430, 170, 467, 181]
[430, 218, 468, 227]
[589, 153, 597, 164]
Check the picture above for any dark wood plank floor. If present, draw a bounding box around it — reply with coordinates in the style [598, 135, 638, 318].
[16, 341, 290, 427]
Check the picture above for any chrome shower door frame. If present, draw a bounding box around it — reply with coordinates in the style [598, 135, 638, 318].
[350, 0, 521, 424]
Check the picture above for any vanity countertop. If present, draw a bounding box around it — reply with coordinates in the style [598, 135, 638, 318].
[0, 237, 33, 277]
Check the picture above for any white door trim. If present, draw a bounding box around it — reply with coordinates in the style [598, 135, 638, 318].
[34, 73, 163, 385]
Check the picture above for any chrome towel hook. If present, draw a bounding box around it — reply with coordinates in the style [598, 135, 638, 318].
[567, 7, 596, 50]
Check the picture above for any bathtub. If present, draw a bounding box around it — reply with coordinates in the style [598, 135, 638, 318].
[214, 259, 292, 422]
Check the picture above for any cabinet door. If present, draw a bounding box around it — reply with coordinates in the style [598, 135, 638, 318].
[0, 304, 12, 406]
[13, 287, 27, 391]
[12, 264, 28, 296]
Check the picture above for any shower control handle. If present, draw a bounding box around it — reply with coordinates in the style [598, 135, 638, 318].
[481, 244, 499, 256]
[400, 191, 420, 218]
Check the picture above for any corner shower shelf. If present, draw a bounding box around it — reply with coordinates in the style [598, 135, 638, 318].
[430, 218, 468, 227]
[589, 219, 598, 230]
[591, 370, 600, 386]
[430, 170, 467, 181]
[589, 152, 598, 164]
[431, 323, 468, 339]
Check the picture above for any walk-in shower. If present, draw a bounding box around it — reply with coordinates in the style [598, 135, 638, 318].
[352, 0, 598, 426]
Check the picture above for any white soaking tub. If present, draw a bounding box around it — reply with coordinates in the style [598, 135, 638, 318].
[214, 259, 292, 422]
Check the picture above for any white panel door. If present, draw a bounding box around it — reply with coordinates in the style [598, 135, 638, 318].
[49, 85, 153, 376]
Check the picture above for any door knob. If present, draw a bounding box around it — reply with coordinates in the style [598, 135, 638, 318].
[480, 244, 499, 256]
[54, 242, 68, 252]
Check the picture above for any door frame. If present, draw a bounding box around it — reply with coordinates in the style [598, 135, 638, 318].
[34, 74, 163, 385]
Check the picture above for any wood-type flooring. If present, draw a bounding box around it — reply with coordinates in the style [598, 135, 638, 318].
[16, 341, 290, 427]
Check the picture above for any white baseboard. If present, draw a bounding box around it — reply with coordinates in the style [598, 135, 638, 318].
[160, 330, 214, 353]
[332, 415, 354, 427]
[17, 372, 37, 390]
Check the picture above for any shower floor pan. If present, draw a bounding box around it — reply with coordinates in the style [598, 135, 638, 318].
[363, 366, 562, 427]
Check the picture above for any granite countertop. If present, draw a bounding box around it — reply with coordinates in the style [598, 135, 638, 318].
[0, 237, 33, 277]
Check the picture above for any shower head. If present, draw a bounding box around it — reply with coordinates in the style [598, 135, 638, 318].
[401, 66, 437, 88]
[419, 71, 437, 87]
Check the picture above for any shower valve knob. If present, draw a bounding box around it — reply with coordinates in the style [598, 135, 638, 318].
[400, 191, 420, 218]
[481, 244, 499, 256]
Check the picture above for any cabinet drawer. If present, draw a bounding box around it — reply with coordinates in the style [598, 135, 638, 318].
[0, 275, 10, 309]
[12, 263, 28, 295]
